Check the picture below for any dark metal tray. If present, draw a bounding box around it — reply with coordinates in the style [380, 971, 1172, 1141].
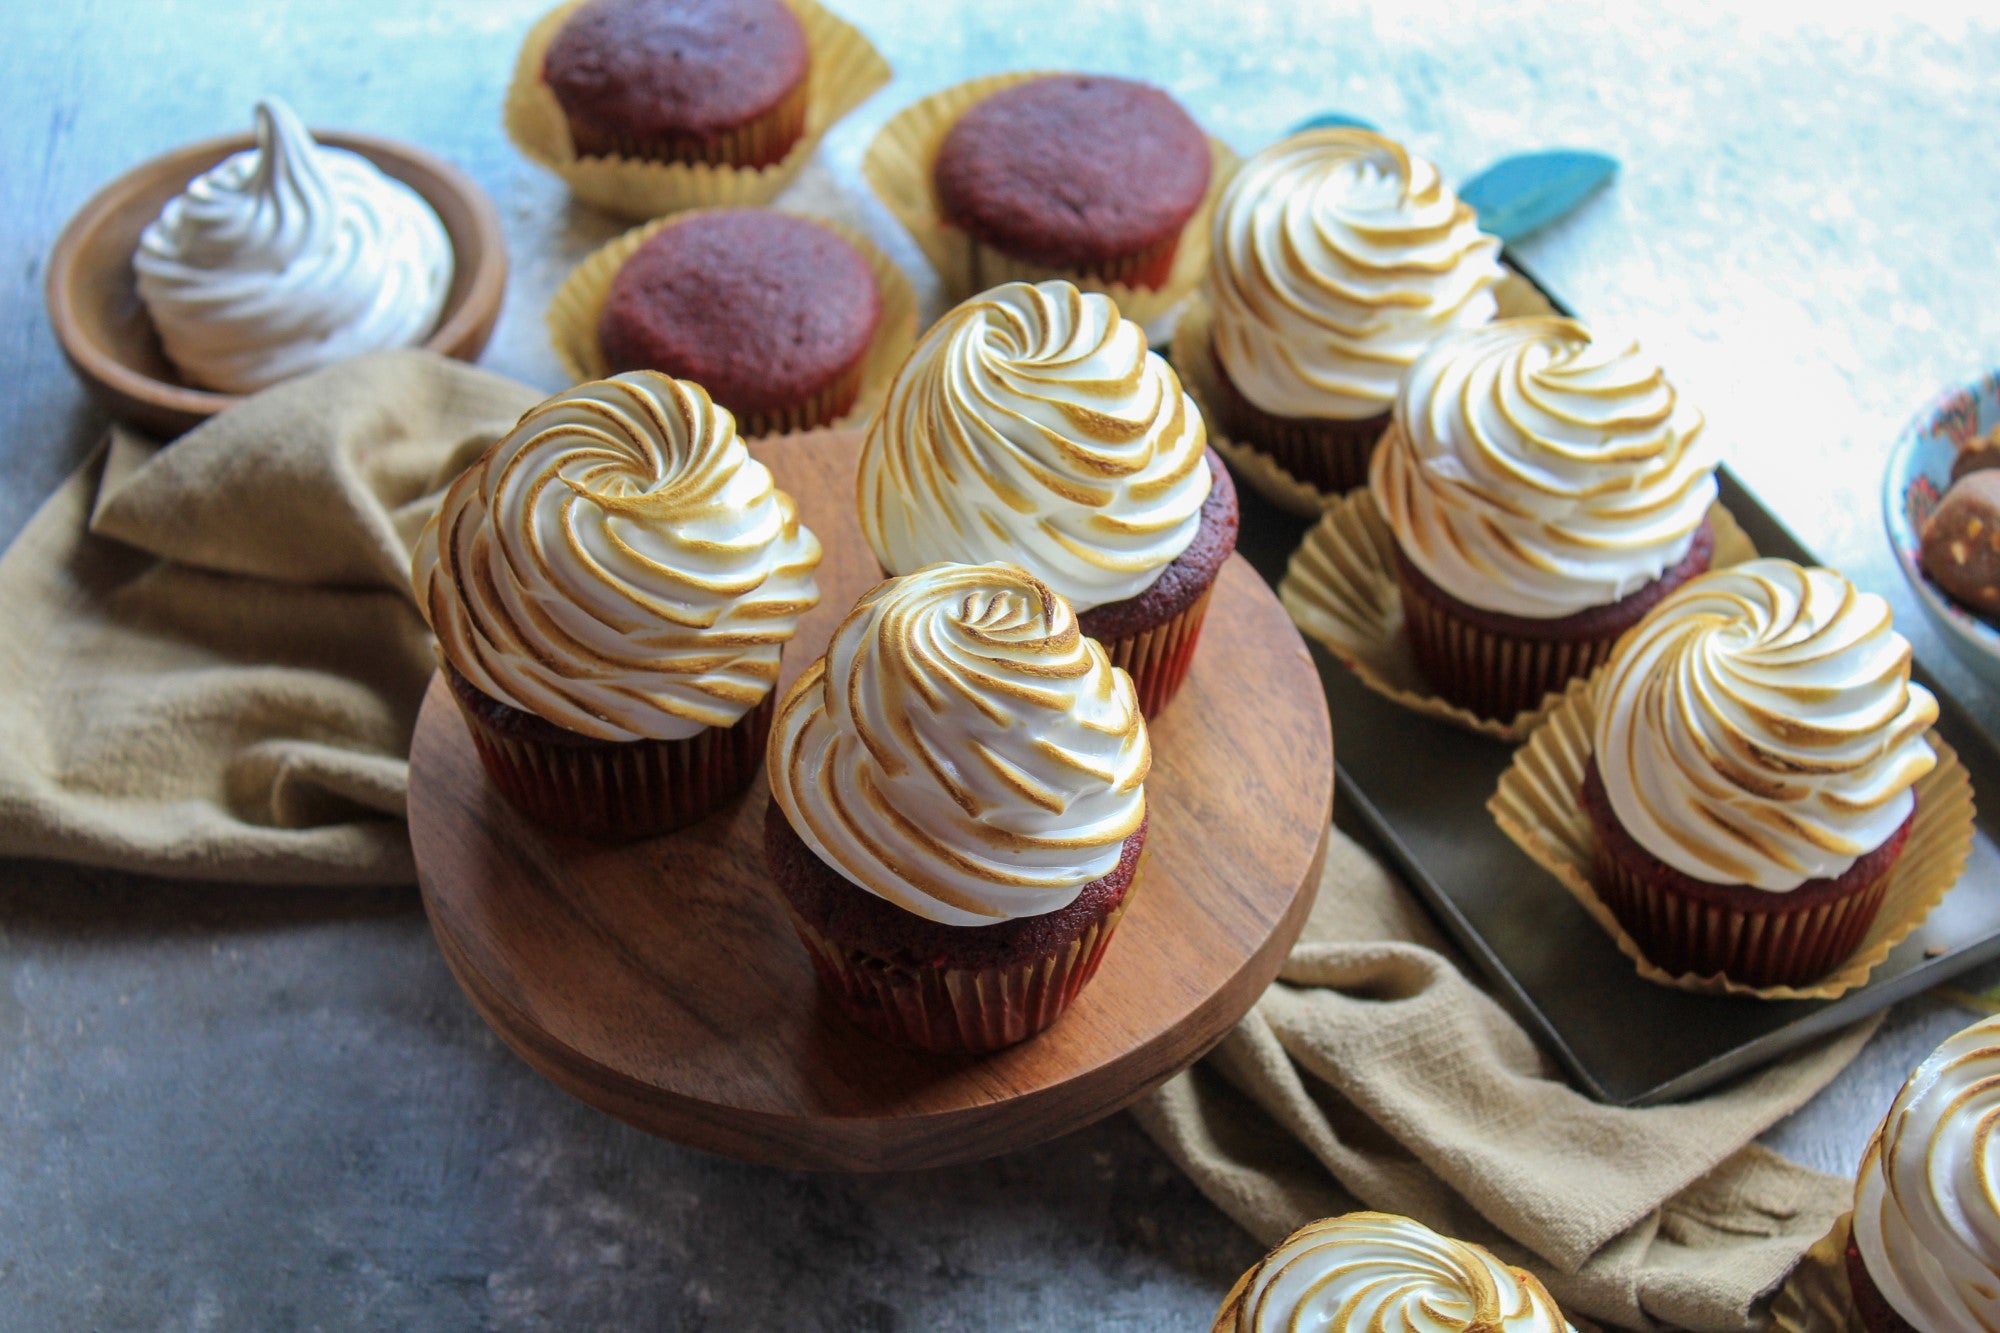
[1218, 262, 2000, 1107]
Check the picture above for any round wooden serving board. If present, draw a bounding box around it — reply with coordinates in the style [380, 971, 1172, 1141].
[410, 428, 1334, 1171]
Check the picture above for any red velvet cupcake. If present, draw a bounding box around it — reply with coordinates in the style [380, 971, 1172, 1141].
[858, 280, 1231, 715]
[1204, 130, 1503, 496]
[1585, 560, 1938, 987]
[411, 372, 822, 839]
[596, 209, 882, 437]
[542, 0, 810, 167]
[1370, 317, 1719, 721]
[764, 563, 1153, 1054]
[932, 74, 1210, 292]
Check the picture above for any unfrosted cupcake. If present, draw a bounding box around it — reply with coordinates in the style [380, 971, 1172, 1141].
[1205, 129, 1504, 494]
[1371, 317, 1718, 720]
[765, 562, 1150, 1053]
[1213, 1212, 1574, 1333]
[1847, 1013, 2000, 1332]
[595, 209, 882, 436]
[931, 74, 1212, 293]
[540, 0, 810, 167]
[1586, 559, 1938, 986]
[412, 371, 821, 838]
[857, 280, 1236, 715]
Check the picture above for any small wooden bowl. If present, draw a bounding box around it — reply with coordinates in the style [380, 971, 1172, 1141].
[45, 128, 508, 439]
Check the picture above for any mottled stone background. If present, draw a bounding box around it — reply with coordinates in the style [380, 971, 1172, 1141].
[2, 1, 1997, 1327]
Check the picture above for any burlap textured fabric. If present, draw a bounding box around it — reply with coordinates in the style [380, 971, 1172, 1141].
[1137, 828, 1875, 1332]
[0, 351, 538, 883]
[0, 352, 1866, 1329]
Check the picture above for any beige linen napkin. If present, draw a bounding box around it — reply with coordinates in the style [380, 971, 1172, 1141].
[0, 351, 537, 883]
[1135, 826, 1875, 1332]
[0, 350, 1864, 1329]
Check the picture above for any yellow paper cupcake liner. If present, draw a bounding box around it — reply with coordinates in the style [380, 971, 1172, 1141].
[545, 206, 918, 436]
[1173, 274, 1563, 519]
[1771, 1213, 1865, 1333]
[1488, 672, 1976, 1000]
[861, 70, 1238, 327]
[1278, 488, 1759, 741]
[505, 0, 891, 221]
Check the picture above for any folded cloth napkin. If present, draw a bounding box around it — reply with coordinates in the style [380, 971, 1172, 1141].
[0, 351, 1866, 1327]
[0, 351, 537, 883]
[1135, 826, 1875, 1332]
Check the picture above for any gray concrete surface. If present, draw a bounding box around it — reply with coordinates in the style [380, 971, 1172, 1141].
[3, 1, 1999, 1327]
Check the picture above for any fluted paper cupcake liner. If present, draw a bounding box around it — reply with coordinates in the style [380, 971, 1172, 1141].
[1278, 486, 1759, 741]
[781, 886, 1137, 1054]
[1489, 672, 1976, 1000]
[453, 683, 774, 840]
[546, 206, 918, 435]
[505, 0, 890, 221]
[1771, 1213, 1865, 1333]
[861, 70, 1238, 326]
[1093, 586, 1215, 717]
[1172, 275, 1562, 519]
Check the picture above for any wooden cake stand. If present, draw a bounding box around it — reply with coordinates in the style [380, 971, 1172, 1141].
[409, 429, 1333, 1171]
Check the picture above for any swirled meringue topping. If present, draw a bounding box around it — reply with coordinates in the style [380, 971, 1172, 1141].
[412, 372, 821, 743]
[766, 562, 1149, 926]
[856, 280, 1211, 613]
[1370, 318, 1718, 619]
[1206, 129, 1504, 422]
[1853, 1013, 2000, 1333]
[1218, 1212, 1574, 1333]
[134, 98, 453, 394]
[1593, 559, 1937, 891]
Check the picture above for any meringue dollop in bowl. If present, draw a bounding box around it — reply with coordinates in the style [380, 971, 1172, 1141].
[47, 116, 506, 438]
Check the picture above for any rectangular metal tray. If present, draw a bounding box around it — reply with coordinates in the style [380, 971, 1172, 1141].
[1221, 262, 2000, 1107]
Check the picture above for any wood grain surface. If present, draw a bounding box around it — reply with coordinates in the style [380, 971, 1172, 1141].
[409, 427, 1334, 1171]
[44, 128, 508, 438]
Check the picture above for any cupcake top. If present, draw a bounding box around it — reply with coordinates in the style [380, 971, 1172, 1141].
[412, 372, 821, 743]
[1370, 318, 1718, 619]
[1853, 1013, 2000, 1332]
[1206, 129, 1504, 422]
[1215, 1212, 1573, 1333]
[931, 74, 1213, 271]
[856, 280, 1211, 613]
[596, 209, 882, 421]
[134, 98, 453, 395]
[766, 562, 1149, 927]
[542, 0, 809, 158]
[1593, 559, 1938, 891]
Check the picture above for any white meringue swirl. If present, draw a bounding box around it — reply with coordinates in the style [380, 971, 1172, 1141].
[767, 562, 1149, 926]
[134, 98, 453, 394]
[1594, 560, 1938, 891]
[856, 280, 1211, 613]
[1853, 1013, 2000, 1333]
[1206, 129, 1504, 421]
[1216, 1212, 1574, 1333]
[1370, 318, 1718, 619]
[412, 372, 822, 743]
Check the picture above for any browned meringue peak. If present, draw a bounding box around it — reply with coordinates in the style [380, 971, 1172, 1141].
[1206, 128, 1504, 421]
[766, 561, 1149, 926]
[857, 279, 1210, 613]
[411, 371, 821, 742]
[1592, 559, 1937, 890]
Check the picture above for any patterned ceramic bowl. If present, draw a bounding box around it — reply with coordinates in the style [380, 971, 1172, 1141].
[1883, 368, 2000, 692]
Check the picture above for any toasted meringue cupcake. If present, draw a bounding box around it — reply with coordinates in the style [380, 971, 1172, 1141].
[1370, 316, 1719, 721]
[1203, 129, 1504, 495]
[764, 561, 1150, 1053]
[857, 279, 1237, 715]
[1847, 1013, 2000, 1332]
[1213, 1211, 1574, 1333]
[1583, 559, 1938, 986]
[412, 371, 821, 838]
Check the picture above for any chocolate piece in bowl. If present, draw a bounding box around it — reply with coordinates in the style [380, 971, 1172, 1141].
[1920, 469, 2000, 620]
